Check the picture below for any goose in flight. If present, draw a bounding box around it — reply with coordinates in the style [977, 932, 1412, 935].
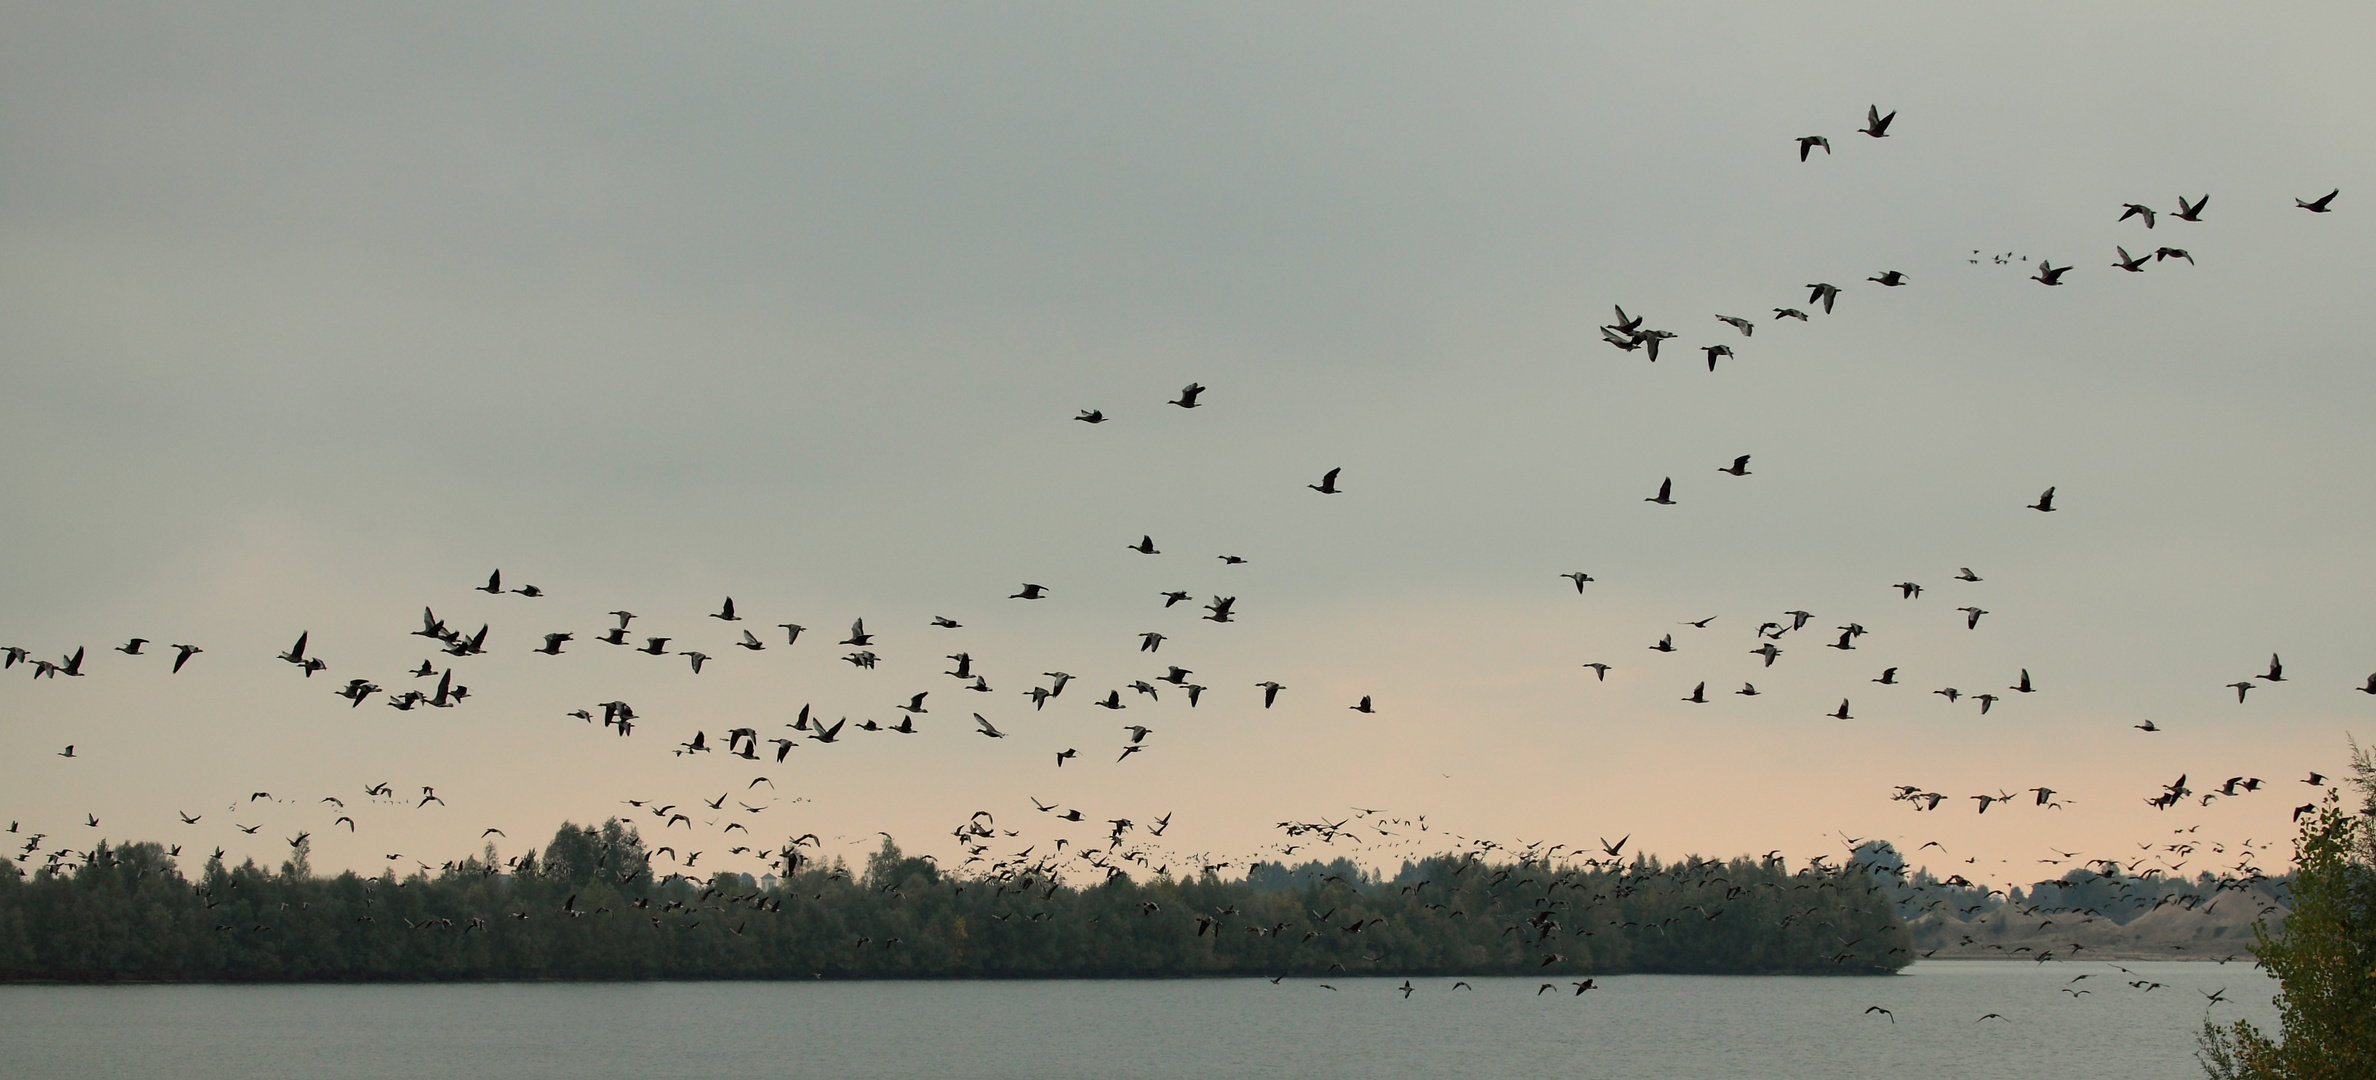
[279, 632, 311, 667]
[1715, 314, 1754, 336]
[1074, 409, 1106, 424]
[1170, 382, 1206, 408]
[1701, 344, 1732, 371]
[841, 619, 873, 646]
[1751, 643, 1780, 667]
[973, 713, 1005, 738]
[1350, 696, 1375, 713]
[2032, 260, 2070, 285]
[1955, 567, 1982, 582]
[736, 630, 766, 651]
[2296, 189, 2338, 213]
[1650, 634, 1676, 653]
[1257, 681, 1285, 708]
[1310, 468, 1343, 494]
[1560, 572, 1594, 592]
[2029, 486, 2057, 512]
[1867, 270, 1907, 287]
[1797, 135, 1831, 161]
[2112, 247, 2150, 272]
[1974, 693, 1998, 714]
[711, 598, 739, 622]
[1828, 700, 1852, 720]
[1682, 682, 1707, 704]
[1894, 582, 1921, 598]
[2257, 654, 2284, 682]
[1873, 667, 1898, 685]
[1958, 607, 1988, 629]
[2119, 203, 2157, 229]
[1735, 682, 1759, 696]
[170, 644, 202, 673]
[1859, 106, 1895, 138]
[478, 571, 504, 595]
[1806, 282, 1840, 313]
[639, 637, 670, 655]
[1581, 663, 1611, 680]
[1718, 455, 1751, 476]
[1010, 583, 1048, 600]
[536, 633, 571, 655]
[2153, 247, 2193, 265]
[2357, 673, 2376, 695]
[116, 638, 147, 655]
[2011, 669, 2035, 694]
[1129, 535, 1159, 554]
[1774, 307, 1809, 321]
[1645, 477, 1675, 505]
[2173, 194, 2208, 222]
[681, 651, 709, 674]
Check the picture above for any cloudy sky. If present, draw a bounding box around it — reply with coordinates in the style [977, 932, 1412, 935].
[4, 3, 2371, 887]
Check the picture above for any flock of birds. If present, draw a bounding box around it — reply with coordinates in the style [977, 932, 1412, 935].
[3, 101, 2357, 1033]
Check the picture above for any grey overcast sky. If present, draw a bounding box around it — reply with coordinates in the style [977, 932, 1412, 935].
[3, 3, 2372, 886]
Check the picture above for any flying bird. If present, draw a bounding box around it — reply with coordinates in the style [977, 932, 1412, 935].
[1797, 135, 1830, 161]
[1645, 478, 1675, 505]
[1170, 382, 1206, 408]
[1309, 468, 1343, 494]
[2118, 203, 2157, 229]
[2173, 194, 2208, 222]
[1806, 282, 1840, 313]
[2033, 260, 2070, 286]
[1718, 455, 1751, 476]
[2296, 189, 2338, 213]
[1859, 105, 1895, 137]
[2029, 486, 2057, 512]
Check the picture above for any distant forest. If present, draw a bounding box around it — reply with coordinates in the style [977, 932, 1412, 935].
[0, 819, 1911, 981]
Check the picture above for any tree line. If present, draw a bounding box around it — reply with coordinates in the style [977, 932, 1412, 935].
[0, 820, 1912, 981]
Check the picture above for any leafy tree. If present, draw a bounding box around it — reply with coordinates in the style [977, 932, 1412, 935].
[2200, 740, 2376, 1079]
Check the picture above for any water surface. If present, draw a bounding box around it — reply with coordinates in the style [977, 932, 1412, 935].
[0, 960, 2273, 1079]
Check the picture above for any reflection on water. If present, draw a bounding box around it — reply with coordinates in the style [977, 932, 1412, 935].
[0, 960, 2273, 1080]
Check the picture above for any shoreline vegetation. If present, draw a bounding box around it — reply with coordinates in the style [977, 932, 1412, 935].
[0, 822, 1916, 982]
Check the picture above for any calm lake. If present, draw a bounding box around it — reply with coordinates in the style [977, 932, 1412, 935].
[0, 960, 2272, 1080]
